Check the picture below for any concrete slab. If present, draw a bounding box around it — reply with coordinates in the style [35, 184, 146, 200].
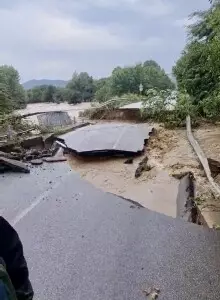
[0, 157, 30, 173]
[31, 159, 43, 166]
[43, 157, 67, 163]
[63, 123, 153, 156]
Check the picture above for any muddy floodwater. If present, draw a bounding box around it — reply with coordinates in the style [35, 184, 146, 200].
[16, 102, 92, 124]
[68, 155, 179, 217]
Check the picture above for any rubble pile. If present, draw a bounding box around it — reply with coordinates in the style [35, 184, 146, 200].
[0, 134, 65, 174]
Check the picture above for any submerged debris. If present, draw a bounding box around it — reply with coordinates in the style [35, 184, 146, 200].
[172, 171, 191, 180]
[124, 158, 134, 164]
[135, 156, 151, 178]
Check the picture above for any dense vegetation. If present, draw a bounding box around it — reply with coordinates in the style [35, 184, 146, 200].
[0, 66, 26, 115]
[25, 62, 174, 105]
[94, 61, 175, 102]
[173, 0, 220, 120]
[26, 72, 95, 104]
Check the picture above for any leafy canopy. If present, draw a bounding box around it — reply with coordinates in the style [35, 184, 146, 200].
[0, 65, 26, 114]
[173, 0, 220, 104]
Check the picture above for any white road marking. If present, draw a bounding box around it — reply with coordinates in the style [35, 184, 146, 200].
[12, 171, 72, 226]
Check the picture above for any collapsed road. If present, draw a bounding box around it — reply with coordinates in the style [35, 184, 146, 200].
[60, 123, 179, 218]
[58, 123, 153, 156]
[1, 161, 220, 299]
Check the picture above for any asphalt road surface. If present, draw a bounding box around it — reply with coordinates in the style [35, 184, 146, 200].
[1, 162, 220, 299]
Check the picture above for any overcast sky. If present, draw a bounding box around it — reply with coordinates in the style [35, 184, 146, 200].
[0, 0, 210, 82]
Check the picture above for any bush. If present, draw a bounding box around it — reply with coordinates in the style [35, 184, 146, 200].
[141, 89, 199, 127]
[201, 91, 220, 121]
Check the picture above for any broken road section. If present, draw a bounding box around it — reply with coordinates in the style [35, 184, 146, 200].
[0, 157, 30, 173]
[59, 123, 153, 157]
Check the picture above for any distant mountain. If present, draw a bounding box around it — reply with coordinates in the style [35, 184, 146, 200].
[22, 79, 68, 89]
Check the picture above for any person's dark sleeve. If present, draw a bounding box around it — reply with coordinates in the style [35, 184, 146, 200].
[0, 217, 34, 300]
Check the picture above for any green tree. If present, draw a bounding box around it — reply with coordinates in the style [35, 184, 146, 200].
[94, 78, 109, 92]
[95, 82, 113, 102]
[27, 86, 45, 103]
[0, 65, 26, 109]
[42, 85, 56, 103]
[173, 0, 220, 103]
[143, 60, 161, 69]
[0, 83, 12, 115]
[27, 85, 59, 103]
[54, 87, 65, 103]
[110, 62, 174, 97]
[66, 72, 94, 103]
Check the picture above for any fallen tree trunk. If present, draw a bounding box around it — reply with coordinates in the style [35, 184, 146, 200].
[186, 115, 220, 197]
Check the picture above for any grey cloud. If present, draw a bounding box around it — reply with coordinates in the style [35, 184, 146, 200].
[0, 0, 211, 81]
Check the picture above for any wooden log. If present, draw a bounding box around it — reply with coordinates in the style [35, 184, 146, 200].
[186, 115, 220, 197]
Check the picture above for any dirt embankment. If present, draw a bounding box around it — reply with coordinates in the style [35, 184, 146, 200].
[149, 125, 220, 227]
[148, 127, 206, 194]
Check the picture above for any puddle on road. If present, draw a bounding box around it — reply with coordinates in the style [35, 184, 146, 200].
[67, 154, 179, 218]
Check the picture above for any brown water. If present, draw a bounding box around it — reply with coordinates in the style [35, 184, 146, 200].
[16, 102, 92, 124]
[68, 155, 178, 217]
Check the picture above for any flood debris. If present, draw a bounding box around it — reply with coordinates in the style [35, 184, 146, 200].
[124, 158, 134, 164]
[31, 159, 43, 166]
[0, 133, 66, 173]
[143, 287, 160, 299]
[21, 136, 45, 150]
[59, 123, 153, 157]
[172, 171, 191, 180]
[0, 151, 19, 160]
[135, 156, 152, 178]
[43, 157, 67, 163]
[0, 157, 30, 173]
